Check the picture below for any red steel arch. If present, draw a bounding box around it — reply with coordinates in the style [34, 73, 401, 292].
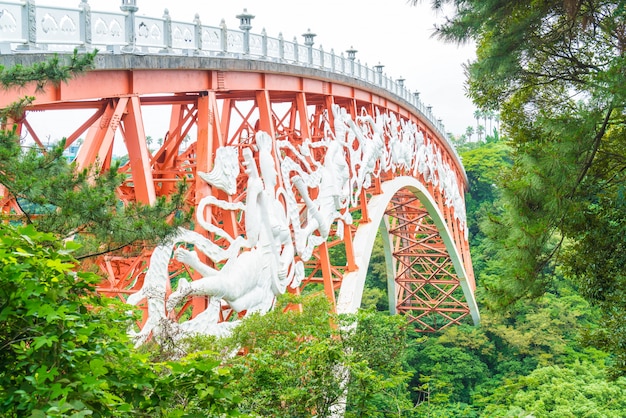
[0, 54, 478, 332]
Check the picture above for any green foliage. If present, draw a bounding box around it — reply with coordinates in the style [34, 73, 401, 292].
[140, 354, 242, 417]
[404, 284, 610, 415]
[0, 222, 240, 417]
[425, 0, 626, 374]
[209, 294, 415, 417]
[0, 51, 96, 91]
[0, 222, 134, 415]
[0, 137, 189, 259]
[457, 140, 511, 249]
[481, 362, 626, 417]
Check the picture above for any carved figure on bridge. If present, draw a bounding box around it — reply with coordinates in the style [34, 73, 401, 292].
[387, 117, 417, 172]
[127, 133, 304, 343]
[125, 227, 242, 346]
[341, 107, 386, 206]
[278, 131, 352, 261]
[168, 134, 301, 319]
[197, 145, 240, 195]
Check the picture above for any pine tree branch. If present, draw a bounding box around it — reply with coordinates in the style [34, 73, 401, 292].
[75, 240, 140, 261]
[570, 105, 614, 197]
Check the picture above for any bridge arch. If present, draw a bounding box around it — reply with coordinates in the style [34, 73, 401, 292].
[337, 176, 479, 330]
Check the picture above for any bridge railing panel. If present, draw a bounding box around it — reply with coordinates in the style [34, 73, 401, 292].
[91, 11, 126, 48]
[249, 32, 264, 57]
[226, 28, 245, 55]
[311, 47, 321, 67]
[35, 5, 81, 46]
[0, 2, 26, 43]
[266, 35, 281, 61]
[171, 20, 195, 51]
[337, 56, 348, 75]
[135, 16, 166, 51]
[199, 25, 222, 54]
[322, 50, 333, 71]
[283, 39, 296, 62]
[297, 44, 307, 65]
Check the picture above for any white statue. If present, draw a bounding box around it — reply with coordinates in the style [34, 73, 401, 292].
[278, 132, 352, 261]
[168, 137, 301, 317]
[345, 108, 385, 205]
[197, 146, 240, 195]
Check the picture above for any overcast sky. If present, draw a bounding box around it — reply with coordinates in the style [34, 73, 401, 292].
[44, 0, 477, 136]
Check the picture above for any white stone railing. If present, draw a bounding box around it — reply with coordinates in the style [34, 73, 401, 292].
[0, 0, 452, 148]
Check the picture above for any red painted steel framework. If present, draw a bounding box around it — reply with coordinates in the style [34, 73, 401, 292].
[0, 63, 476, 332]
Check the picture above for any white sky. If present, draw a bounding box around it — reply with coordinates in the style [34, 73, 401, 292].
[42, 0, 477, 137]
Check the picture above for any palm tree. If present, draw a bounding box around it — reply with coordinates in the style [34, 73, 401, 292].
[465, 126, 475, 142]
[476, 125, 485, 142]
[487, 110, 494, 134]
[473, 109, 482, 138]
[494, 112, 501, 134]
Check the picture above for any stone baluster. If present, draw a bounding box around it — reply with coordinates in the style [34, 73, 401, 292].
[261, 28, 267, 58]
[78, 0, 92, 52]
[17, 0, 37, 51]
[278, 32, 284, 61]
[220, 19, 227, 55]
[293, 36, 299, 63]
[160, 9, 173, 54]
[120, 0, 138, 53]
[194, 13, 202, 55]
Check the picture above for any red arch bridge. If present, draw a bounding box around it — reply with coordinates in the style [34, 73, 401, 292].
[0, 1, 479, 341]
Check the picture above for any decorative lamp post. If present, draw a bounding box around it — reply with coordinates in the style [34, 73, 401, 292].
[397, 77, 405, 96]
[413, 91, 421, 107]
[302, 28, 316, 64]
[120, 0, 138, 52]
[346, 46, 357, 74]
[120, 0, 138, 12]
[236, 8, 255, 55]
[374, 62, 384, 85]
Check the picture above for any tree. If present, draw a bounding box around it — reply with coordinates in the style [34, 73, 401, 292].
[473, 109, 482, 141]
[481, 362, 626, 417]
[0, 51, 189, 259]
[211, 294, 415, 417]
[0, 222, 241, 417]
[475, 124, 485, 142]
[419, 0, 626, 375]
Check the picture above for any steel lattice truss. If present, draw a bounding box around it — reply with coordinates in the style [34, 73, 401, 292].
[386, 191, 470, 331]
[0, 60, 479, 334]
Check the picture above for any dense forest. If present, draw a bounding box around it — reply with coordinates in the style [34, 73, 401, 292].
[4, 0, 626, 416]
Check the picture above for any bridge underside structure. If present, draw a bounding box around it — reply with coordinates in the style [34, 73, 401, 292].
[0, 55, 479, 335]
